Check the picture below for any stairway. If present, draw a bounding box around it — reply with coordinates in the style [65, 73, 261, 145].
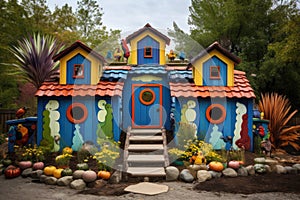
[123, 127, 169, 177]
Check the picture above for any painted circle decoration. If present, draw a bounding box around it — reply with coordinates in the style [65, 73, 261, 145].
[206, 104, 226, 124]
[66, 103, 88, 124]
[139, 88, 155, 105]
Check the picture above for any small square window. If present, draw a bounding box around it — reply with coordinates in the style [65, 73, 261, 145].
[73, 64, 84, 78]
[144, 47, 152, 58]
[210, 66, 220, 79]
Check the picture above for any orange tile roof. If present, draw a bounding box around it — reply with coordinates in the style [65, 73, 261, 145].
[169, 70, 255, 98]
[35, 81, 124, 97]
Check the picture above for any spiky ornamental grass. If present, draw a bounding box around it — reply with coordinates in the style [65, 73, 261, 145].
[259, 93, 300, 151]
[10, 33, 64, 89]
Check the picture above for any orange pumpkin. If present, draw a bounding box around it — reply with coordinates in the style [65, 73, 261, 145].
[53, 168, 64, 179]
[44, 166, 57, 176]
[209, 161, 224, 172]
[98, 171, 111, 180]
[5, 166, 21, 179]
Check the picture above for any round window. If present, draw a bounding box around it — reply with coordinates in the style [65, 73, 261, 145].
[139, 88, 155, 105]
[66, 103, 88, 124]
[206, 104, 226, 124]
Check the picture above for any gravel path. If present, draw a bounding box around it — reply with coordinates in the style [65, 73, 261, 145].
[1, 176, 300, 200]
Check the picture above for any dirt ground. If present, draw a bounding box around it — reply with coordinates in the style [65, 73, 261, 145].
[2, 150, 300, 199]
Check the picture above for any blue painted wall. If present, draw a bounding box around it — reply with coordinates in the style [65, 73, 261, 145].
[37, 96, 122, 149]
[203, 56, 227, 86]
[67, 53, 91, 85]
[173, 97, 254, 151]
[137, 36, 159, 65]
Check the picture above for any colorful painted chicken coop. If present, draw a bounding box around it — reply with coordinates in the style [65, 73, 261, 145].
[35, 23, 255, 153]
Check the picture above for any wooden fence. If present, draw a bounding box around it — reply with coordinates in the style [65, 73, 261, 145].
[0, 109, 15, 133]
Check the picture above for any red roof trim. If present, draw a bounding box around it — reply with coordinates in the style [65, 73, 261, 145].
[35, 81, 123, 97]
[126, 23, 171, 45]
[53, 41, 106, 62]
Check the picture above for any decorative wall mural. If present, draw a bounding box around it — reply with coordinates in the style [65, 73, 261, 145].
[97, 100, 107, 123]
[232, 102, 247, 149]
[72, 124, 84, 151]
[96, 102, 114, 146]
[181, 100, 198, 136]
[209, 124, 226, 149]
[235, 114, 251, 150]
[42, 100, 61, 152]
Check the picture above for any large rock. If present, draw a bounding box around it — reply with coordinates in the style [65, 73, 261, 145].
[292, 164, 300, 172]
[73, 170, 85, 179]
[166, 166, 179, 181]
[222, 168, 237, 177]
[264, 165, 272, 173]
[254, 164, 266, 174]
[285, 166, 297, 174]
[265, 159, 278, 168]
[197, 170, 212, 182]
[180, 169, 194, 183]
[275, 165, 287, 174]
[254, 157, 266, 164]
[57, 176, 73, 186]
[39, 174, 47, 183]
[45, 177, 57, 185]
[209, 171, 222, 178]
[21, 168, 33, 178]
[108, 171, 122, 184]
[237, 167, 248, 176]
[188, 164, 208, 171]
[245, 165, 255, 175]
[31, 170, 43, 179]
[70, 179, 86, 190]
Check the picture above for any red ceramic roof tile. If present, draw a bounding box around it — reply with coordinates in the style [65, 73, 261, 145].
[35, 81, 124, 97]
[169, 70, 255, 98]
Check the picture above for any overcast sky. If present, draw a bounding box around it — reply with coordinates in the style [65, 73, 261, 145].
[47, 0, 192, 35]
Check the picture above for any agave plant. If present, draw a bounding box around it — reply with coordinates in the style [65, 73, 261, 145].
[259, 93, 300, 151]
[10, 33, 64, 89]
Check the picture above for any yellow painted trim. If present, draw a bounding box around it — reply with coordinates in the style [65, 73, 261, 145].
[192, 49, 235, 86]
[59, 47, 102, 85]
[128, 30, 167, 65]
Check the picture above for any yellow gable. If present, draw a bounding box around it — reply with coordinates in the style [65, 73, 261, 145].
[192, 49, 235, 87]
[59, 47, 103, 85]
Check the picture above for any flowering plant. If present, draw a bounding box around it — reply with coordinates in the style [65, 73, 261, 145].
[181, 139, 224, 163]
[14, 144, 45, 162]
[168, 148, 185, 161]
[55, 153, 72, 167]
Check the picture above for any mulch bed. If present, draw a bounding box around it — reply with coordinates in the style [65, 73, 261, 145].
[194, 173, 300, 194]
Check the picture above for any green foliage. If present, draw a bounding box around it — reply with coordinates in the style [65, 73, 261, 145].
[55, 153, 72, 167]
[94, 140, 120, 171]
[176, 122, 197, 150]
[168, 148, 185, 161]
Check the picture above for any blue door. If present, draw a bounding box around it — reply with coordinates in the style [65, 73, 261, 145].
[137, 36, 159, 65]
[131, 84, 162, 128]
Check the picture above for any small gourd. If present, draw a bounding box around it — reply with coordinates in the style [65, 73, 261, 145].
[44, 166, 57, 176]
[32, 162, 44, 170]
[228, 161, 240, 169]
[209, 161, 224, 172]
[18, 161, 32, 170]
[76, 163, 89, 171]
[82, 170, 97, 182]
[53, 168, 64, 179]
[98, 171, 111, 180]
[61, 168, 73, 176]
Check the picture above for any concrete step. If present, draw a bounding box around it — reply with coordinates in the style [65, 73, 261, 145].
[129, 135, 163, 142]
[127, 167, 166, 177]
[127, 154, 165, 163]
[128, 144, 164, 152]
[130, 129, 162, 135]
